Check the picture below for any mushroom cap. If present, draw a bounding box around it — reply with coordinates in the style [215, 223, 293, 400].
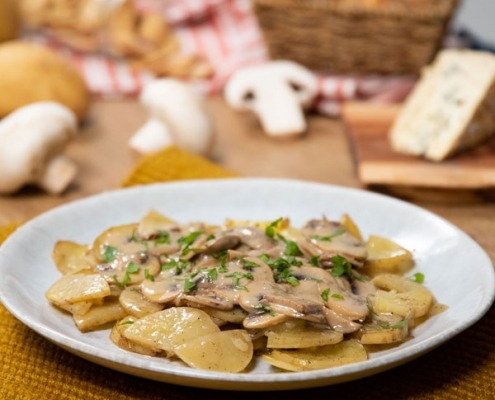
[224, 60, 318, 110]
[0, 101, 77, 194]
[138, 78, 213, 155]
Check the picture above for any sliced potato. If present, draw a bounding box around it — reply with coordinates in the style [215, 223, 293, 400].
[46, 273, 111, 305]
[73, 299, 127, 332]
[340, 214, 363, 241]
[202, 306, 248, 324]
[119, 286, 164, 318]
[262, 339, 367, 371]
[364, 235, 414, 274]
[174, 329, 253, 372]
[372, 273, 433, 318]
[265, 319, 343, 349]
[122, 307, 220, 353]
[137, 209, 176, 239]
[92, 223, 144, 262]
[52, 240, 96, 275]
[110, 316, 159, 356]
[360, 313, 409, 345]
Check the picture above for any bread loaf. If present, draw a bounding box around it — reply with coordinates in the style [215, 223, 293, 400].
[389, 49, 495, 161]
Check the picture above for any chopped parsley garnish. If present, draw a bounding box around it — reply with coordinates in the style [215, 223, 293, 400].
[144, 268, 155, 281]
[225, 272, 253, 290]
[126, 262, 140, 274]
[330, 255, 354, 280]
[409, 272, 425, 284]
[102, 245, 118, 263]
[242, 259, 261, 270]
[309, 255, 321, 267]
[254, 304, 275, 316]
[154, 230, 171, 244]
[178, 231, 203, 255]
[277, 234, 303, 257]
[331, 293, 344, 300]
[112, 273, 129, 289]
[321, 288, 330, 301]
[207, 268, 218, 280]
[119, 320, 134, 326]
[265, 218, 283, 238]
[390, 320, 407, 329]
[183, 277, 196, 292]
[311, 228, 345, 242]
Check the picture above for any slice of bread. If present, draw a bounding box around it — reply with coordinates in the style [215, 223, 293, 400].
[389, 49, 495, 161]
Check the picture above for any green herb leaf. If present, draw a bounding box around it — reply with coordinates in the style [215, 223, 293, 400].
[409, 272, 425, 284]
[321, 288, 330, 302]
[330, 255, 354, 279]
[265, 218, 283, 238]
[309, 255, 321, 267]
[331, 293, 344, 300]
[102, 245, 118, 263]
[126, 262, 140, 274]
[144, 268, 155, 281]
[178, 231, 203, 255]
[183, 277, 196, 292]
[154, 230, 171, 244]
[254, 304, 275, 316]
[208, 268, 218, 280]
[311, 228, 345, 242]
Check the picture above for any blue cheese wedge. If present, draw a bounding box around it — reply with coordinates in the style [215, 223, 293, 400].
[389, 49, 495, 161]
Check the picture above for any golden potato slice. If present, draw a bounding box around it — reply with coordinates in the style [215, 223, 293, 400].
[372, 273, 433, 318]
[363, 235, 414, 274]
[360, 313, 409, 345]
[202, 306, 248, 324]
[174, 329, 253, 372]
[92, 223, 143, 262]
[262, 339, 367, 371]
[46, 273, 111, 306]
[52, 240, 96, 275]
[136, 209, 176, 239]
[73, 299, 127, 332]
[119, 286, 164, 318]
[265, 319, 343, 349]
[122, 307, 220, 353]
[340, 214, 363, 241]
[110, 316, 159, 356]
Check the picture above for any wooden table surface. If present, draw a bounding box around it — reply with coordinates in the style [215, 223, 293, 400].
[1, 97, 494, 265]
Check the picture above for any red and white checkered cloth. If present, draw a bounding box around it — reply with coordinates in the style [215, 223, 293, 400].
[26, 0, 417, 116]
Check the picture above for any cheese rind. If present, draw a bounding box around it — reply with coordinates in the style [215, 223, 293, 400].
[389, 49, 495, 161]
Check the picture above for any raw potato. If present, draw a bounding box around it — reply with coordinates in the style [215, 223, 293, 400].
[52, 240, 95, 275]
[265, 319, 343, 349]
[46, 273, 110, 305]
[364, 235, 414, 274]
[0, 41, 90, 121]
[122, 307, 220, 353]
[174, 329, 253, 372]
[73, 299, 127, 332]
[262, 340, 367, 372]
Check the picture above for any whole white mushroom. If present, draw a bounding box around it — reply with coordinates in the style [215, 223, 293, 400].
[0, 101, 78, 195]
[129, 78, 214, 155]
[224, 60, 318, 137]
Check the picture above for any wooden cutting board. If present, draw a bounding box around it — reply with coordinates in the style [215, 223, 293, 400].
[342, 102, 495, 190]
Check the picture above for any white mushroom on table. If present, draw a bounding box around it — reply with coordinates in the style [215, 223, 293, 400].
[0, 101, 78, 195]
[224, 60, 318, 137]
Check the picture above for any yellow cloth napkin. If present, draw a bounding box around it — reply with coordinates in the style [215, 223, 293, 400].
[1, 148, 494, 399]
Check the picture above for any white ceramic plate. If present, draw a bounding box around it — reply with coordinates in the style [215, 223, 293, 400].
[0, 178, 493, 391]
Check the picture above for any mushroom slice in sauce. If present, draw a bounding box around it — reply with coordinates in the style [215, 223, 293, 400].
[226, 226, 279, 251]
[301, 218, 367, 266]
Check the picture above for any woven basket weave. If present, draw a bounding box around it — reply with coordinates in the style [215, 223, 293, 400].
[252, 0, 460, 74]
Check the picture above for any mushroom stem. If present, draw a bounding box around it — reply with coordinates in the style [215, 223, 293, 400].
[129, 117, 173, 154]
[38, 155, 78, 194]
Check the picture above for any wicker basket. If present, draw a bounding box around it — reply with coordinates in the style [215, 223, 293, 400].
[252, 0, 460, 74]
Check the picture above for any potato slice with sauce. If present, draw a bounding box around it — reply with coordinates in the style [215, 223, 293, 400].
[119, 286, 164, 318]
[110, 316, 159, 356]
[174, 329, 253, 372]
[52, 240, 96, 275]
[265, 319, 343, 349]
[122, 307, 220, 354]
[46, 273, 110, 306]
[372, 274, 433, 318]
[262, 340, 367, 371]
[73, 299, 127, 332]
[363, 235, 414, 274]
